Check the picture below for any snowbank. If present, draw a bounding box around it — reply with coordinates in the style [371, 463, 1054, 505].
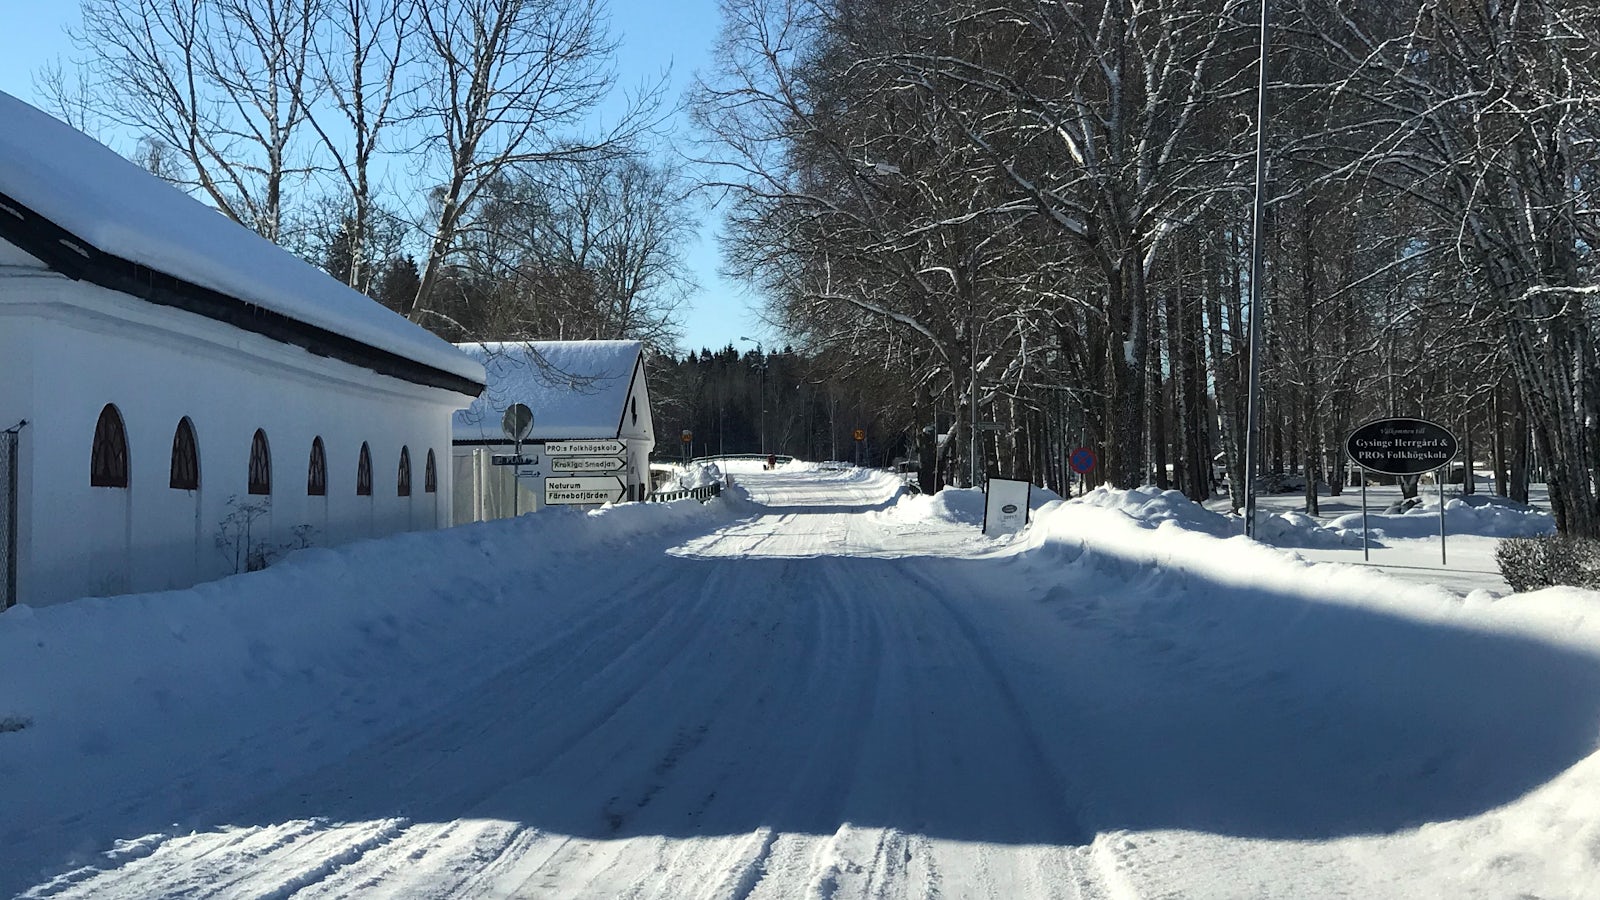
[880, 484, 1061, 528]
[658, 460, 724, 493]
[992, 487, 1600, 898]
[0, 499, 737, 894]
[1071, 485, 1550, 549]
[1328, 495, 1555, 541]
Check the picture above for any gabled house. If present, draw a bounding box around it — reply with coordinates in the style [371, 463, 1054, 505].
[452, 341, 655, 521]
[0, 91, 485, 609]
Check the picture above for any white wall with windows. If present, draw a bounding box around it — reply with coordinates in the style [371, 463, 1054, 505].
[0, 252, 463, 607]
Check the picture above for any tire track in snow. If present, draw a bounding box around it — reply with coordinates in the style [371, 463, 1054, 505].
[25, 818, 410, 900]
[482, 554, 892, 899]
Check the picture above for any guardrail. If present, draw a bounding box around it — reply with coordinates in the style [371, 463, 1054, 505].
[687, 453, 794, 466]
[648, 482, 723, 503]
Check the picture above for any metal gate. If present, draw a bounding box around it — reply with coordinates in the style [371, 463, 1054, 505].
[1, 429, 15, 609]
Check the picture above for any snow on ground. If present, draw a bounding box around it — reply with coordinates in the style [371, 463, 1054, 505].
[2, 466, 1597, 898]
[1203, 482, 1556, 595]
[656, 460, 725, 493]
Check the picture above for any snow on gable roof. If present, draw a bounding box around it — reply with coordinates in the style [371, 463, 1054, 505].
[453, 341, 644, 442]
[0, 91, 483, 391]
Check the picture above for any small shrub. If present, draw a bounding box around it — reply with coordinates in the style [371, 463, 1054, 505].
[1495, 534, 1600, 592]
[215, 498, 316, 574]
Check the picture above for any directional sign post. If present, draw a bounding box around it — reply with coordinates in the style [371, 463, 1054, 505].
[1345, 417, 1459, 564]
[545, 439, 626, 457]
[544, 475, 627, 506]
[501, 404, 535, 517]
[549, 456, 627, 474]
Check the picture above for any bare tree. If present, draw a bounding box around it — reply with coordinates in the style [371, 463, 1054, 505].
[1297, 0, 1600, 535]
[304, 0, 416, 292]
[71, 0, 324, 241]
[402, 0, 664, 326]
[533, 157, 695, 347]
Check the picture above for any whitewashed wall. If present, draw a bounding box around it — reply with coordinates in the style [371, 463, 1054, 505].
[0, 247, 468, 607]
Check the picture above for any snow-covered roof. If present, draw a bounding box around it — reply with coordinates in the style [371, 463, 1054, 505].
[453, 341, 646, 442]
[0, 91, 483, 392]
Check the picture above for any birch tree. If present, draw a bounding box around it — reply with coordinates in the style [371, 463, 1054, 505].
[1300, 0, 1600, 535]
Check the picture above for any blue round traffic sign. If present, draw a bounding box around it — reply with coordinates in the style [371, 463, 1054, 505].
[1069, 447, 1096, 474]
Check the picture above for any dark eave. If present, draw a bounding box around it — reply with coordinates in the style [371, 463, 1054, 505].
[0, 190, 484, 398]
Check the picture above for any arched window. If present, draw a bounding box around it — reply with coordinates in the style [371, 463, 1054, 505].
[90, 404, 129, 488]
[248, 429, 272, 495]
[169, 417, 199, 490]
[397, 445, 412, 497]
[424, 449, 437, 493]
[356, 442, 372, 496]
[307, 437, 327, 496]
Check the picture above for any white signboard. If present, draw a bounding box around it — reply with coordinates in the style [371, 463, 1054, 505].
[983, 477, 1032, 537]
[545, 475, 627, 505]
[550, 456, 627, 474]
[545, 439, 626, 457]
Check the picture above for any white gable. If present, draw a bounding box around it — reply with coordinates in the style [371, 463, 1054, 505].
[0, 91, 481, 386]
[453, 341, 647, 442]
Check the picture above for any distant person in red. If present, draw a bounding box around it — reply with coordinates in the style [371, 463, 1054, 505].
[766, 453, 777, 470]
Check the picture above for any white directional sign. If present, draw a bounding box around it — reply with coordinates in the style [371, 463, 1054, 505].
[549, 455, 627, 474]
[544, 439, 627, 457]
[545, 475, 627, 505]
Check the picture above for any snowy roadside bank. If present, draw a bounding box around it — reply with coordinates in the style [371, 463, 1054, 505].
[882, 483, 1600, 898]
[0, 497, 739, 895]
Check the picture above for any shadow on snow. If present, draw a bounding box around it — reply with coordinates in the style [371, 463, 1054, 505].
[12, 499, 1600, 893]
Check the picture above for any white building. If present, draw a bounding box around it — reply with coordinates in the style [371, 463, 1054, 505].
[452, 341, 655, 522]
[0, 92, 485, 609]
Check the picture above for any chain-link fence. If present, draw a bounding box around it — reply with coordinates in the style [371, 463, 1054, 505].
[1, 429, 15, 609]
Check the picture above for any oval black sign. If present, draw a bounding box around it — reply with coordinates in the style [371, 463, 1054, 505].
[1001, 504, 1018, 514]
[1345, 417, 1458, 476]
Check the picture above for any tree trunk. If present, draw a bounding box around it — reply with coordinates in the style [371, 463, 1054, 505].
[1511, 389, 1531, 505]
[1492, 386, 1508, 498]
[1102, 245, 1149, 489]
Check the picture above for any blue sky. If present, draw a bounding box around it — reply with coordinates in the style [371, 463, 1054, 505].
[0, 0, 768, 355]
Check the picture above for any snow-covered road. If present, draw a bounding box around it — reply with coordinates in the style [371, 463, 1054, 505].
[7, 465, 1600, 898]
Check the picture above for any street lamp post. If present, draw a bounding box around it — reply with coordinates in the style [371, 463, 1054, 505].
[740, 336, 766, 454]
[1242, 0, 1272, 539]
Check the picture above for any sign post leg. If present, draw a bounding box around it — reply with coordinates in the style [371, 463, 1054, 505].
[1361, 472, 1369, 562]
[1439, 476, 1447, 566]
